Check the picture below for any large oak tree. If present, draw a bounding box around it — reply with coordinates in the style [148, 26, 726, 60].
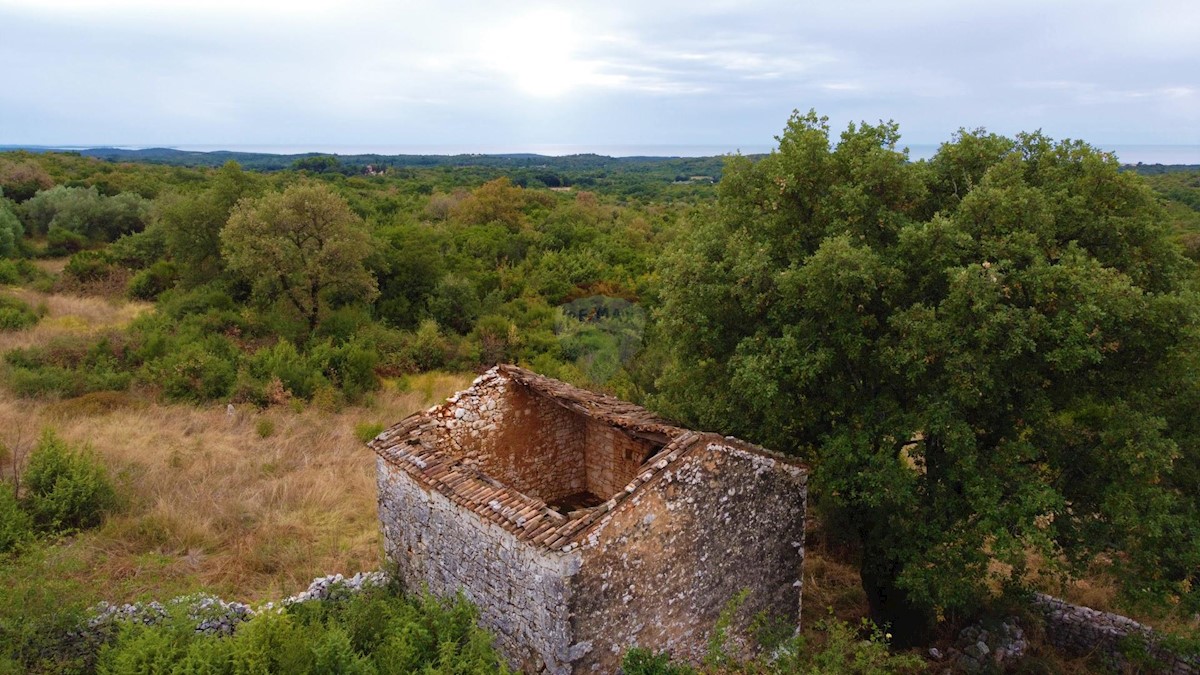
[655, 111, 1200, 640]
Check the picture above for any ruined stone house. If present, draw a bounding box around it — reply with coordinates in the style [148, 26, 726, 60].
[369, 365, 808, 673]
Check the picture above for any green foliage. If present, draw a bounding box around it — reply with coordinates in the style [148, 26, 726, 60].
[0, 294, 40, 331]
[354, 422, 385, 444]
[255, 418, 275, 439]
[63, 249, 118, 284]
[222, 181, 378, 335]
[0, 544, 95, 673]
[46, 224, 88, 256]
[23, 430, 117, 533]
[146, 337, 239, 402]
[621, 613, 922, 675]
[0, 486, 31, 554]
[3, 334, 135, 397]
[0, 200, 22, 258]
[655, 111, 1200, 638]
[159, 161, 260, 287]
[0, 258, 40, 285]
[96, 585, 510, 674]
[22, 185, 150, 242]
[127, 260, 179, 300]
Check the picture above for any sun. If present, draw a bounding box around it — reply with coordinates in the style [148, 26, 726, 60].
[480, 8, 592, 98]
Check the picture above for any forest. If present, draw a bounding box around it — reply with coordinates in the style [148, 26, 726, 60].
[1, 116, 1200, 673]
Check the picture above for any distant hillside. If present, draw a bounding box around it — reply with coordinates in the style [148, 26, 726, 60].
[0, 144, 732, 175]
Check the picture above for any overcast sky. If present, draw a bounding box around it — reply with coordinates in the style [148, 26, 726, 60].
[1, 0, 1198, 155]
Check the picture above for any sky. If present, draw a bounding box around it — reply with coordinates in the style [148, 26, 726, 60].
[1, 0, 1198, 156]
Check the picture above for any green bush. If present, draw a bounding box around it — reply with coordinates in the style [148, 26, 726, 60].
[354, 422, 385, 444]
[62, 249, 116, 283]
[97, 585, 510, 674]
[45, 225, 88, 257]
[23, 431, 117, 533]
[310, 339, 379, 403]
[3, 335, 135, 397]
[247, 340, 323, 401]
[0, 487, 31, 554]
[255, 418, 275, 439]
[145, 339, 238, 402]
[0, 294, 39, 331]
[126, 260, 178, 300]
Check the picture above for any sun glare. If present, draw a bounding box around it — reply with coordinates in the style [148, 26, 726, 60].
[480, 9, 592, 98]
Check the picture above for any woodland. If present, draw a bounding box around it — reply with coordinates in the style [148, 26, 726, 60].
[1, 113, 1199, 672]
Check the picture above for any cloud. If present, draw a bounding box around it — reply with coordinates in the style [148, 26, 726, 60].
[0, 0, 1197, 148]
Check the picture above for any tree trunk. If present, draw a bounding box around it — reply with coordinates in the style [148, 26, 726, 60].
[859, 532, 933, 647]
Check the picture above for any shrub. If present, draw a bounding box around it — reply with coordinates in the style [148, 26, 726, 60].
[0, 294, 38, 331]
[63, 250, 116, 283]
[146, 340, 238, 402]
[354, 422, 385, 444]
[310, 339, 379, 403]
[247, 340, 322, 401]
[0, 487, 31, 554]
[22, 430, 117, 533]
[157, 283, 238, 320]
[126, 260, 178, 300]
[96, 585, 510, 674]
[255, 418, 275, 439]
[0, 259, 42, 285]
[45, 225, 87, 257]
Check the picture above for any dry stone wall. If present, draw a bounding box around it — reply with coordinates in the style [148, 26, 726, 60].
[438, 374, 587, 504]
[582, 418, 656, 499]
[569, 438, 809, 672]
[1034, 594, 1199, 674]
[377, 457, 583, 673]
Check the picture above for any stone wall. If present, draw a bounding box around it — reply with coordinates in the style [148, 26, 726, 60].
[1034, 594, 1199, 674]
[582, 418, 658, 499]
[437, 374, 587, 505]
[569, 438, 808, 672]
[376, 456, 583, 673]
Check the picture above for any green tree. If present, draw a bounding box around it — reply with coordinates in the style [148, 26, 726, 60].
[159, 161, 259, 286]
[0, 199, 23, 257]
[222, 182, 378, 335]
[0, 158, 53, 203]
[655, 111, 1200, 641]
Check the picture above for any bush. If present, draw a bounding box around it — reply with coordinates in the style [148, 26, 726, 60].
[22, 431, 117, 533]
[126, 260, 178, 300]
[45, 225, 87, 257]
[146, 339, 238, 402]
[256, 418, 276, 439]
[0, 294, 39, 331]
[63, 250, 116, 283]
[0, 259, 42, 286]
[96, 585, 510, 674]
[0, 487, 31, 554]
[3, 334, 135, 397]
[354, 422, 385, 444]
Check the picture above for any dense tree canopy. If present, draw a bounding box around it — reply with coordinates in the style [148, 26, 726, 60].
[222, 181, 378, 334]
[655, 111, 1200, 639]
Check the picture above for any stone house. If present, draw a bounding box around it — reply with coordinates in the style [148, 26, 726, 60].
[369, 365, 808, 673]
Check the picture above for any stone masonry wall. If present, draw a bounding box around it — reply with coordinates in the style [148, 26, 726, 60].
[1034, 594, 1199, 674]
[582, 418, 658, 499]
[376, 457, 583, 673]
[438, 374, 587, 504]
[569, 438, 808, 672]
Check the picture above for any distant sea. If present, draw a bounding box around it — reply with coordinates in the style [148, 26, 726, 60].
[8, 143, 1200, 165]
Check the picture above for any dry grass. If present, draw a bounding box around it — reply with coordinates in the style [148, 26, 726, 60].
[0, 374, 469, 603]
[0, 286, 472, 603]
[0, 287, 151, 353]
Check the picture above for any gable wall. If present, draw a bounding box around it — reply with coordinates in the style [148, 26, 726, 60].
[567, 440, 808, 672]
[441, 375, 587, 504]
